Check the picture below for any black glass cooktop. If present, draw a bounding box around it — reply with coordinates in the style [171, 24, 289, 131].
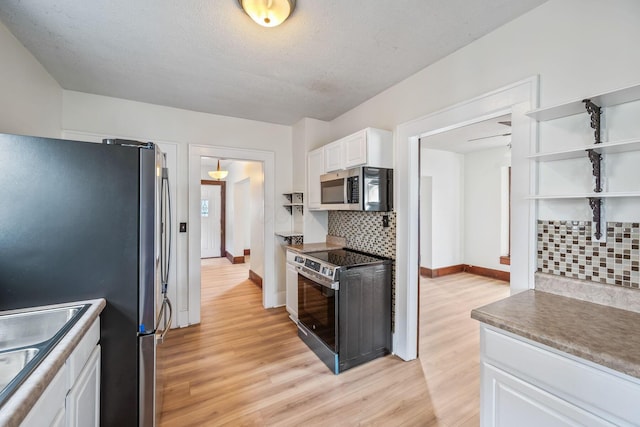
[306, 249, 389, 268]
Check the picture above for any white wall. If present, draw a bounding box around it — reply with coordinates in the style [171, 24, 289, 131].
[0, 20, 62, 138]
[420, 149, 464, 269]
[62, 90, 291, 322]
[239, 179, 251, 250]
[292, 117, 331, 243]
[419, 177, 433, 269]
[420, 145, 511, 272]
[327, 0, 640, 360]
[329, 0, 640, 139]
[223, 162, 262, 263]
[464, 146, 511, 272]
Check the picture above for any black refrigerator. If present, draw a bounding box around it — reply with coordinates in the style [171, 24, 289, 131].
[0, 133, 172, 426]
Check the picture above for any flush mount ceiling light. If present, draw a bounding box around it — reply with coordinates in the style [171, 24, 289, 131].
[208, 160, 229, 180]
[238, 0, 296, 27]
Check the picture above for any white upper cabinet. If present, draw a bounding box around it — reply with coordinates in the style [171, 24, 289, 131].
[343, 130, 368, 169]
[323, 128, 393, 173]
[307, 147, 324, 210]
[323, 140, 344, 172]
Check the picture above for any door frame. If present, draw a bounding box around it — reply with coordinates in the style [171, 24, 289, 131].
[200, 179, 226, 258]
[392, 76, 539, 361]
[188, 145, 275, 325]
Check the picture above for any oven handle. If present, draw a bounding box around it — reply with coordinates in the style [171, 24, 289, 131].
[296, 266, 339, 291]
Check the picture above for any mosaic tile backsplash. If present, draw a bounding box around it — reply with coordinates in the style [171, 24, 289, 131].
[328, 211, 396, 259]
[537, 220, 640, 288]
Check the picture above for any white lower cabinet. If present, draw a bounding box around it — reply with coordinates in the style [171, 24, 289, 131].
[66, 345, 100, 427]
[480, 325, 640, 427]
[20, 366, 67, 427]
[20, 317, 101, 427]
[285, 258, 298, 322]
[483, 363, 613, 426]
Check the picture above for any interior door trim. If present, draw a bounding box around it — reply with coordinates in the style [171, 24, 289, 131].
[201, 179, 226, 258]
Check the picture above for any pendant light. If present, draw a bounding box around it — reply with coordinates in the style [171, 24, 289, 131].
[208, 160, 229, 180]
[238, 0, 296, 28]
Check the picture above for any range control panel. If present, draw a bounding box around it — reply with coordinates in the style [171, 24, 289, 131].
[286, 250, 338, 281]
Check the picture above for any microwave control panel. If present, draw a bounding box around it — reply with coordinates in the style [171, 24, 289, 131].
[347, 176, 359, 203]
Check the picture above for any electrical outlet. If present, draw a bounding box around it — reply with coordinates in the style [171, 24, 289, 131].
[382, 215, 389, 228]
[179, 222, 187, 233]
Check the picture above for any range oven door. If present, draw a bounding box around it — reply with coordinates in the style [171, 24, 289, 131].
[297, 272, 337, 352]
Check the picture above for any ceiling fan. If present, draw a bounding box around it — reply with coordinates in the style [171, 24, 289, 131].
[467, 120, 512, 142]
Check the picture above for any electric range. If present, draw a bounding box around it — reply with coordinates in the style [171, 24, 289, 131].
[287, 248, 392, 374]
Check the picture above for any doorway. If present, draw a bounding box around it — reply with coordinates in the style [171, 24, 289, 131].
[419, 114, 512, 279]
[200, 180, 226, 259]
[393, 77, 539, 361]
[188, 145, 275, 326]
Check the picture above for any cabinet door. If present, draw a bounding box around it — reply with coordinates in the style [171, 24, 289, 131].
[20, 365, 66, 427]
[307, 148, 324, 209]
[481, 362, 614, 427]
[66, 345, 101, 427]
[324, 140, 344, 172]
[286, 262, 298, 321]
[343, 130, 367, 169]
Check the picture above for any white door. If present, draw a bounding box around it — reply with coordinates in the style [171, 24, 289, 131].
[201, 185, 222, 258]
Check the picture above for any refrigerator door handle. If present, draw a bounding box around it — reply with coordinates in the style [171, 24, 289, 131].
[155, 296, 173, 344]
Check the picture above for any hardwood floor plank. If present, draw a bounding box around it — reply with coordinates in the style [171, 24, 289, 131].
[158, 258, 508, 426]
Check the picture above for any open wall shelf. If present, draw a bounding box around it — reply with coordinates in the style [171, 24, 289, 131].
[526, 83, 640, 121]
[528, 192, 640, 200]
[528, 138, 640, 161]
[278, 192, 304, 244]
[527, 83, 640, 242]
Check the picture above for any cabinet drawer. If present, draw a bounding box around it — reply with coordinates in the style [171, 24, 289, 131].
[66, 317, 100, 390]
[482, 325, 640, 425]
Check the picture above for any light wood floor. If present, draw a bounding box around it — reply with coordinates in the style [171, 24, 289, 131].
[158, 258, 509, 426]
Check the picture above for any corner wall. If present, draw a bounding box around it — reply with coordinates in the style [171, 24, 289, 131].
[420, 149, 464, 269]
[0, 19, 62, 138]
[464, 146, 511, 273]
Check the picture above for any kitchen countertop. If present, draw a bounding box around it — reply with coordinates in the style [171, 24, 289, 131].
[286, 242, 344, 253]
[0, 298, 106, 427]
[471, 290, 640, 379]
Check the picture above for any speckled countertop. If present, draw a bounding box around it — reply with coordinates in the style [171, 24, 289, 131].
[471, 290, 640, 379]
[0, 298, 106, 427]
[286, 242, 344, 253]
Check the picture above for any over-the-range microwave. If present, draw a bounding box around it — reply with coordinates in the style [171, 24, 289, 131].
[320, 167, 393, 211]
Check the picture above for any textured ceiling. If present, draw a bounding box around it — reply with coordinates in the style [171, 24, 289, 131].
[0, 0, 547, 125]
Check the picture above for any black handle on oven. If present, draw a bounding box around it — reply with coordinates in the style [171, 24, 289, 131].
[296, 266, 340, 291]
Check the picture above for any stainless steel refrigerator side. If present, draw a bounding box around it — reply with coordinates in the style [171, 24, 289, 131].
[155, 148, 170, 426]
[139, 333, 156, 427]
[139, 145, 158, 427]
[139, 146, 157, 334]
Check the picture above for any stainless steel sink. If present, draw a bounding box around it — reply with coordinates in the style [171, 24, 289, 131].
[0, 348, 39, 390]
[0, 306, 83, 352]
[0, 304, 90, 408]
